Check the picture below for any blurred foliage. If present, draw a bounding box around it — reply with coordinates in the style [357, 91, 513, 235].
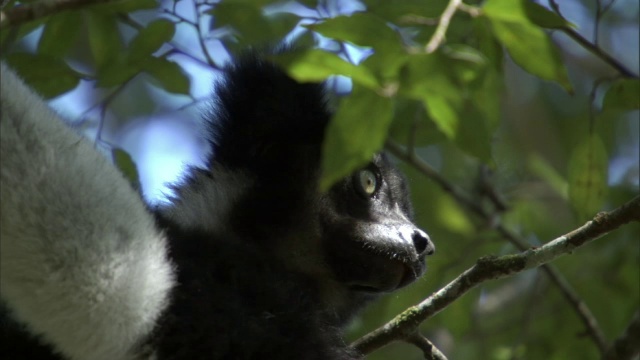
[1, 0, 638, 359]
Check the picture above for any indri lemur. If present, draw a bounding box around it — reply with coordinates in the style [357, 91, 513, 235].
[0, 54, 434, 359]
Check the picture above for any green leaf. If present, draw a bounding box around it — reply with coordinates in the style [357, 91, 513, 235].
[296, 0, 319, 7]
[445, 44, 487, 66]
[473, 17, 504, 71]
[388, 99, 446, 146]
[399, 53, 462, 139]
[6, 53, 80, 99]
[455, 103, 494, 163]
[273, 50, 379, 89]
[362, 0, 447, 23]
[309, 13, 401, 50]
[96, 56, 139, 87]
[38, 12, 81, 57]
[470, 68, 502, 130]
[86, 11, 123, 69]
[423, 94, 459, 140]
[523, 1, 574, 29]
[112, 148, 141, 191]
[267, 12, 302, 41]
[1, 18, 46, 47]
[320, 86, 393, 190]
[528, 154, 568, 198]
[209, 1, 300, 48]
[143, 57, 191, 95]
[308, 13, 406, 78]
[567, 134, 608, 220]
[483, 0, 572, 92]
[91, 0, 158, 13]
[399, 53, 460, 102]
[129, 19, 175, 62]
[398, 52, 496, 161]
[603, 79, 640, 111]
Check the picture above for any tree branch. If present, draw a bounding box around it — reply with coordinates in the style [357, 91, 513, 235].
[0, 0, 121, 30]
[352, 195, 639, 355]
[386, 140, 610, 353]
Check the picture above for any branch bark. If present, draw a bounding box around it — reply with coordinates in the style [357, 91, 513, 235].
[352, 195, 640, 355]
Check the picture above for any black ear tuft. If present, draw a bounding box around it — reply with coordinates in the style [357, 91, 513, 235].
[205, 53, 330, 173]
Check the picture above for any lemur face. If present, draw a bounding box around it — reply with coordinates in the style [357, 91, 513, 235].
[320, 153, 434, 294]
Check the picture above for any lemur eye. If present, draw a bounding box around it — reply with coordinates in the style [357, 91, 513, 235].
[355, 169, 378, 197]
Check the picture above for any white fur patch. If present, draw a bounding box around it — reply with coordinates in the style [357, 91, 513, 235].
[0, 63, 175, 360]
[158, 167, 251, 234]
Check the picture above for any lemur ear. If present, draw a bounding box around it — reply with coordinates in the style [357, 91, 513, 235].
[205, 55, 330, 173]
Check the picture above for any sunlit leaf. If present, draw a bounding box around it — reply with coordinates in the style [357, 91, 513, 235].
[423, 94, 459, 140]
[445, 44, 487, 66]
[399, 53, 460, 102]
[603, 79, 640, 111]
[399, 53, 462, 139]
[321, 86, 393, 190]
[273, 49, 379, 89]
[483, 0, 572, 92]
[567, 134, 608, 220]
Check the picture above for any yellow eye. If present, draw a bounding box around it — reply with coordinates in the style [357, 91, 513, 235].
[358, 169, 377, 196]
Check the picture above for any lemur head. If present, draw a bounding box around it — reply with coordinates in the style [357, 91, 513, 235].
[320, 153, 434, 295]
[165, 53, 433, 321]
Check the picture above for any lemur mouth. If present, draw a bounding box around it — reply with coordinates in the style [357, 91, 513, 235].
[348, 259, 426, 294]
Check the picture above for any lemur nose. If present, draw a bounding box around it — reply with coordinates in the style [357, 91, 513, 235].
[412, 229, 435, 256]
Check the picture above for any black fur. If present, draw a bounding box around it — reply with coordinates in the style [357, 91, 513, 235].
[0, 54, 433, 359]
[149, 54, 433, 359]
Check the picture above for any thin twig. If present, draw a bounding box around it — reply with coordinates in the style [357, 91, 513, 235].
[406, 332, 448, 360]
[594, 0, 602, 46]
[548, 0, 638, 78]
[0, 0, 119, 29]
[193, 1, 216, 66]
[425, 0, 463, 53]
[559, 27, 640, 77]
[352, 195, 640, 354]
